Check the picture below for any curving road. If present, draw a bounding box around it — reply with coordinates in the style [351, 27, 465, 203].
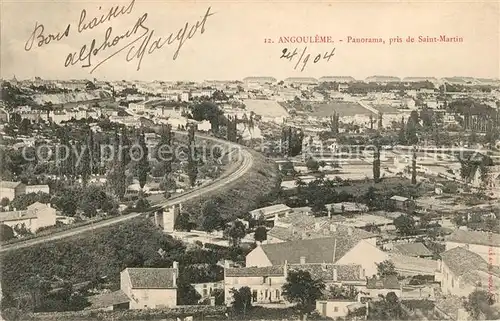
[0, 134, 254, 253]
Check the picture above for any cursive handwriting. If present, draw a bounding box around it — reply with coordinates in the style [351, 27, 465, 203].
[25, 22, 71, 51]
[64, 7, 214, 73]
[78, 0, 135, 33]
[126, 7, 214, 71]
[280, 46, 335, 71]
[65, 13, 148, 70]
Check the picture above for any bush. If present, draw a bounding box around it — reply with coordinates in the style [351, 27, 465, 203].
[0, 224, 15, 242]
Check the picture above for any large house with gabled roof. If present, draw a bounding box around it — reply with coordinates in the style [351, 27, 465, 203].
[445, 229, 500, 266]
[120, 264, 179, 309]
[224, 261, 365, 306]
[246, 233, 388, 277]
[437, 247, 500, 300]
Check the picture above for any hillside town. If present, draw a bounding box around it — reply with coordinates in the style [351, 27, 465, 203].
[1, 74, 500, 321]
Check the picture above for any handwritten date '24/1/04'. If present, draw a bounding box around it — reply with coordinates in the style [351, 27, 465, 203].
[281, 47, 335, 71]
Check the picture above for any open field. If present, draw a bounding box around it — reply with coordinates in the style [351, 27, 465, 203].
[243, 99, 289, 118]
[312, 102, 375, 117]
[370, 103, 400, 113]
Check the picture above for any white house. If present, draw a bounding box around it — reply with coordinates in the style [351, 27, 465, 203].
[445, 229, 500, 266]
[436, 247, 500, 300]
[192, 281, 224, 302]
[120, 264, 179, 309]
[0, 202, 56, 232]
[224, 261, 365, 306]
[249, 204, 292, 221]
[316, 299, 360, 319]
[0, 181, 26, 201]
[246, 234, 388, 277]
[25, 184, 50, 195]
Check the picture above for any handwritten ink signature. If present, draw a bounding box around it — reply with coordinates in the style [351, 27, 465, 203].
[25, 22, 71, 51]
[24, 2, 214, 74]
[78, 0, 136, 33]
[280, 46, 335, 71]
[68, 7, 213, 73]
[24, 0, 136, 52]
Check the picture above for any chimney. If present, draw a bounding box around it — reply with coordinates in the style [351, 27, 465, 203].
[274, 213, 279, 221]
[315, 222, 321, 231]
[173, 261, 179, 271]
[327, 208, 331, 219]
[333, 267, 338, 281]
[348, 227, 353, 236]
[300, 256, 306, 264]
[284, 260, 288, 278]
[330, 224, 337, 232]
[224, 260, 231, 268]
[301, 232, 307, 239]
[172, 269, 177, 287]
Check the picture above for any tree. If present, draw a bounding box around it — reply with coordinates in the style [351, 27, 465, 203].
[190, 101, 224, 132]
[186, 124, 198, 187]
[463, 290, 497, 320]
[373, 142, 381, 183]
[254, 226, 267, 243]
[398, 117, 407, 144]
[136, 130, 150, 190]
[282, 126, 304, 157]
[411, 147, 417, 184]
[156, 124, 173, 186]
[224, 220, 247, 247]
[376, 260, 397, 277]
[177, 277, 202, 305]
[107, 131, 127, 200]
[85, 80, 97, 90]
[201, 200, 225, 232]
[282, 270, 326, 320]
[0, 224, 15, 241]
[230, 286, 252, 316]
[327, 285, 359, 300]
[393, 215, 416, 235]
[174, 212, 191, 231]
[1, 197, 10, 207]
[212, 288, 225, 305]
[52, 189, 79, 216]
[10, 192, 50, 210]
[77, 129, 93, 186]
[305, 158, 319, 172]
[280, 161, 295, 177]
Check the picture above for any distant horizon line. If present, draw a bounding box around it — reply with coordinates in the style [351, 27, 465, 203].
[2, 75, 500, 83]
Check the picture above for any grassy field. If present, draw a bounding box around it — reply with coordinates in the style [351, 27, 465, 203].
[312, 102, 374, 117]
[370, 103, 400, 114]
[243, 99, 290, 118]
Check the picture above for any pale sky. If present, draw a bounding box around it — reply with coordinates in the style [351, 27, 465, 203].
[1, 0, 499, 81]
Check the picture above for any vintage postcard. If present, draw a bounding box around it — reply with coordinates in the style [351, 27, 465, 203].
[0, 0, 499, 320]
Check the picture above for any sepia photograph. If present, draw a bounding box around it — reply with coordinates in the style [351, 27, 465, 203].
[0, 0, 499, 320]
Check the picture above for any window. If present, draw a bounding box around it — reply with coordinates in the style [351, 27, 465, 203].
[203, 288, 208, 296]
[276, 289, 280, 300]
[451, 279, 454, 288]
[263, 276, 268, 284]
[334, 306, 339, 312]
